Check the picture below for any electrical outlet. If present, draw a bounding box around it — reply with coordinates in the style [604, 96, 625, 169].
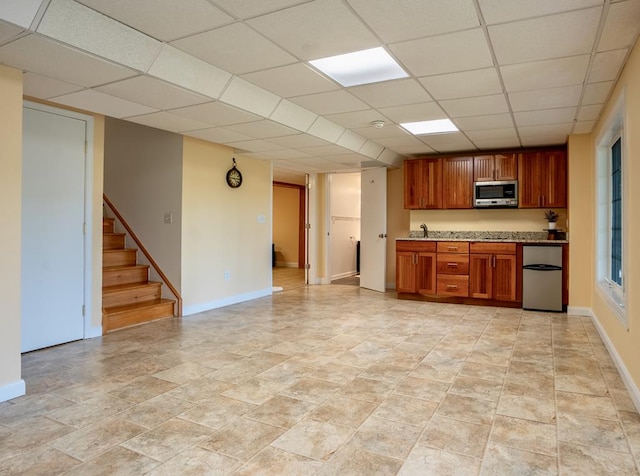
[224, 271, 230, 281]
[164, 212, 172, 224]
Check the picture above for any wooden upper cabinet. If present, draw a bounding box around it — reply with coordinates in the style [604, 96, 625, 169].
[473, 154, 517, 182]
[518, 150, 566, 208]
[404, 158, 442, 209]
[442, 157, 473, 209]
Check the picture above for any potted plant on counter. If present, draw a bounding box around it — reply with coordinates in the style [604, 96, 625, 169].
[544, 209, 559, 229]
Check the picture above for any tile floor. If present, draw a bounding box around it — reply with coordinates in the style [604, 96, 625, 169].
[1, 285, 639, 475]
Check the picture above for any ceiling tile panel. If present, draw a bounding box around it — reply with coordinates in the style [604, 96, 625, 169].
[478, 0, 603, 25]
[390, 29, 493, 77]
[472, 138, 521, 149]
[501, 55, 590, 92]
[377, 102, 446, 123]
[453, 113, 514, 131]
[598, 0, 640, 51]
[226, 120, 299, 139]
[489, 7, 601, 65]
[219, 76, 281, 117]
[53, 89, 157, 118]
[419, 133, 476, 153]
[307, 117, 345, 143]
[466, 128, 519, 141]
[186, 127, 253, 144]
[351, 125, 413, 140]
[148, 45, 232, 99]
[374, 134, 426, 148]
[23, 72, 84, 99]
[247, 0, 379, 60]
[0, 35, 137, 87]
[509, 85, 583, 112]
[440, 94, 509, 118]
[577, 104, 604, 121]
[349, 79, 431, 108]
[573, 121, 596, 134]
[0, 20, 25, 44]
[298, 144, 352, 157]
[76, 0, 233, 42]
[336, 130, 367, 152]
[242, 63, 339, 98]
[172, 22, 296, 75]
[514, 107, 577, 127]
[268, 133, 329, 149]
[391, 144, 437, 156]
[170, 101, 261, 126]
[359, 140, 384, 159]
[290, 90, 370, 115]
[125, 111, 212, 132]
[325, 110, 391, 129]
[0, 0, 44, 29]
[347, 0, 479, 43]
[227, 139, 286, 152]
[588, 49, 629, 82]
[210, 0, 309, 20]
[269, 99, 318, 132]
[260, 148, 312, 159]
[418, 68, 502, 100]
[583, 81, 614, 105]
[97, 76, 210, 110]
[38, 0, 163, 72]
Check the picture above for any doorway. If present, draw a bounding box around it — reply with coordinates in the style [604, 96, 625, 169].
[272, 181, 306, 291]
[21, 102, 93, 352]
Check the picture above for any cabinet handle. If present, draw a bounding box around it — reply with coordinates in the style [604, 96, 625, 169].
[446, 284, 458, 290]
[414, 253, 418, 265]
[492, 256, 496, 268]
[447, 246, 458, 251]
[447, 263, 458, 267]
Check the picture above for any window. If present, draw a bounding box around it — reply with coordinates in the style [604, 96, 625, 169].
[595, 91, 626, 326]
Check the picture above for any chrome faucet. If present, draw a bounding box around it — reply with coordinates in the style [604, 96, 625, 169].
[420, 223, 428, 238]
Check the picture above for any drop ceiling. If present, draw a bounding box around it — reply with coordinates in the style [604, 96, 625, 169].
[1, 0, 639, 181]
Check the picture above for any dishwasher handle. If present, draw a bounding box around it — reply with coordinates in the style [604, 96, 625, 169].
[523, 264, 562, 271]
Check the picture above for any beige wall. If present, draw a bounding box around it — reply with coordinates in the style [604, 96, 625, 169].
[410, 208, 567, 232]
[574, 36, 640, 394]
[103, 118, 183, 291]
[0, 65, 24, 400]
[273, 184, 300, 267]
[181, 137, 272, 314]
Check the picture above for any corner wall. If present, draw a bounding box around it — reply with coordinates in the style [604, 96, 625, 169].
[181, 137, 272, 314]
[0, 65, 25, 401]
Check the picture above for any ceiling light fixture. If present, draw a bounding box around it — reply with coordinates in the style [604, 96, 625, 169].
[309, 47, 408, 87]
[400, 119, 459, 135]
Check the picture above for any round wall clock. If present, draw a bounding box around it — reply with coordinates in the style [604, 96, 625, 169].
[226, 158, 242, 188]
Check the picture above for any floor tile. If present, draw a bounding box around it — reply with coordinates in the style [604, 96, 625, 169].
[271, 419, 353, 461]
[63, 446, 160, 476]
[146, 446, 241, 475]
[398, 445, 481, 475]
[309, 395, 377, 428]
[490, 415, 557, 456]
[201, 417, 285, 461]
[480, 443, 557, 475]
[0, 445, 80, 476]
[559, 442, 638, 475]
[317, 442, 402, 476]
[178, 395, 256, 430]
[245, 395, 316, 428]
[234, 446, 323, 476]
[419, 415, 490, 458]
[371, 393, 437, 427]
[350, 416, 421, 460]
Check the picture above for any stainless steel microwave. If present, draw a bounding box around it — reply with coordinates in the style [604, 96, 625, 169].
[474, 181, 518, 208]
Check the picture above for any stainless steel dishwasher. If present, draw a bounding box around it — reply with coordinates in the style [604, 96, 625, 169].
[522, 245, 563, 312]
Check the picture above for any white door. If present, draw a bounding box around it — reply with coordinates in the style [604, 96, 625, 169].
[21, 106, 86, 352]
[360, 167, 387, 292]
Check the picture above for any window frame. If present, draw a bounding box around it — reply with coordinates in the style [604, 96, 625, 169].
[595, 90, 627, 327]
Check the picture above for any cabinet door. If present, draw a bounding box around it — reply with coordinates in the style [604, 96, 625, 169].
[417, 252, 436, 295]
[494, 254, 517, 301]
[469, 254, 492, 299]
[544, 150, 567, 208]
[404, 159, 442, 209]
[396, 252, 417, 293]
[473, 155, 495, 182]
[442, 157, 473, 209]
[518, 152, 545, 208]
[495, 153, 517, 181]
[404, 160, 422, 209]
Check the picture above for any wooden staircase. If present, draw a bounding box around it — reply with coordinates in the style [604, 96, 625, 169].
[102, 217, 175, 332]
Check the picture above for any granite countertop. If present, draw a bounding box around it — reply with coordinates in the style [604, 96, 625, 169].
[400, 230, 568, 244]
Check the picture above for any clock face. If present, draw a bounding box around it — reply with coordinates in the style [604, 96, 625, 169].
[226, 166, 242, 188]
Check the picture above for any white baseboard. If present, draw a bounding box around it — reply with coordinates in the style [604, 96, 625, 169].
[85, 325, 103, 339]
[567, 306, 592, 316]
[0, 379, 25, 403]
[589, 307, 640, 413]
[182, 288, 272, 316]
[331, 271, 358, 280]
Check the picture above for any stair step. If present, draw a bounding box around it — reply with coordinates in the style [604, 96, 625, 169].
[103, 248, 137, 267]
[103, 299, 175, 332]
[103, 217, 115, 234]
[102, 282, 162, 308]
[103, 233, 126, 250]
[103, 264, 150, 287]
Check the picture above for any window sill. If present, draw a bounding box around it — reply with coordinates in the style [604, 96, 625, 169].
[597, 280, 627, 329]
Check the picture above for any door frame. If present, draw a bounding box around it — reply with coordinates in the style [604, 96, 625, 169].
[23, 100, 96, 340]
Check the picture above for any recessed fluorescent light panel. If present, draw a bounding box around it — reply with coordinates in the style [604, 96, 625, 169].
[400, 119, 459, 135]
[309, 47, 408, 87]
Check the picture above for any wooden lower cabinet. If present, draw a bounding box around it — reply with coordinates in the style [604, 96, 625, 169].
[469, 243, 517, 302]
[436, 241, 469, 297]
[396, 241, 436, 294]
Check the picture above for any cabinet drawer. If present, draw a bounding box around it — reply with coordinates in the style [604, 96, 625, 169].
[437, 275, 469, 297]
[437, 241, 469, 254]
[396, 240, 437, 253]
[469, 242, 516, 255]
[436, 253, 469, 274]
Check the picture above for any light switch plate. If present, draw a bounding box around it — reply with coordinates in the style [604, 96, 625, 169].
[257, 214, 266, 223]
[164, 212, 172, 224]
